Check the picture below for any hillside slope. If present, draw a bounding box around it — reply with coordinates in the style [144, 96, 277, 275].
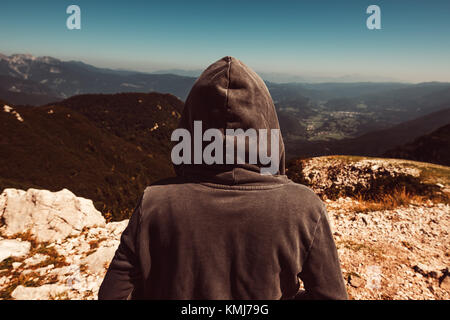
[337, 108, 450, 156]
[50, 92, 183, 158]
[0, 94, 181, 219]
[384, 124, 450, 166]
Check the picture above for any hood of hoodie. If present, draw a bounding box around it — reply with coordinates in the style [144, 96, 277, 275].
[174, 56, 285, 181]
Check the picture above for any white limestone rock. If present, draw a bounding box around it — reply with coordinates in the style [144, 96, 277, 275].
[0, 239, 31, 262]
[81, 246, 118, 274]
[106, 220, 129, 237]
[0, 188, 106, 242]
[11, 284, 68, 300]
[23, 254, 48, 266]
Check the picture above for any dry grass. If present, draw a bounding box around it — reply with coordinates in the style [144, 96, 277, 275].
[31, 247, 69, 270]
[103, 211, 113, 223]
[336, 239, 385, 260]
[338, 239, 381, 253]
[350, 187, 432, 213]
[88, 240, 100, 251]
[0, 257, 16, 273]
[0, 231, 69, 299]
[88, 237, 107, 251]
[79, 263, 88, 273]
[49, 291, 70, 300]
[10, 230, 35, 243]
[3, 231, 69, 268]
[0, 270, 45, 300]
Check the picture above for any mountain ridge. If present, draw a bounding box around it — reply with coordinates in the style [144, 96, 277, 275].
[384, 124, 450, 166]
[0, 53, 197, 104]
[0, 93, 182, 220]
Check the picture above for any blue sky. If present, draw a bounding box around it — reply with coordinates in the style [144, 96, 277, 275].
[1, 0, 450, 82]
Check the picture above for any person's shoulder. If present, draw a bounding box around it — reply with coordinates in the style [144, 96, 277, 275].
[142, 175, 197, 203]
[281, 179, 326, 218]
[137, 177, 187, 217]
[142, 176, 184, 195]
[282, 178, 323, 203]
[146, 176, 184, 188]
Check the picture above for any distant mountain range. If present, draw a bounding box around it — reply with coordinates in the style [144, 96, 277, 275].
[2, 53, 450, 112]
[1, 53, 449, 169]
[260, 72, 401, 84]
[1, 53, 450, 142]
[0, 53, 196, 104]
[151, 68, 400, 83]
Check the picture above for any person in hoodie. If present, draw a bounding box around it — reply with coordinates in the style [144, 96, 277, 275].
[98, 56, 348, 300]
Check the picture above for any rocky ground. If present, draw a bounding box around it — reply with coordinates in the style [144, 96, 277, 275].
[0, 156, 449, 300]
[295, 156, 450, 299]
[327, 198, 449, 299]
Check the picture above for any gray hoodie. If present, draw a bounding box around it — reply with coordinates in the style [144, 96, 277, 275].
[98, 56, 348, 300]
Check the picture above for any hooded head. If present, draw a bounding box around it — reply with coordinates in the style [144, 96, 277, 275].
[172, 56, 285, 178]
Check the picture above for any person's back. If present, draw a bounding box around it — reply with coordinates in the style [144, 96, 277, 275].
[98, 56, 348, 300]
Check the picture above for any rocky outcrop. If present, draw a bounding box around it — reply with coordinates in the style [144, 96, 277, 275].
[300, 157, 421, 197]
[0, 188, 128, 300]
[287, 156, 445, 201]
[0, 188, 106, 242]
